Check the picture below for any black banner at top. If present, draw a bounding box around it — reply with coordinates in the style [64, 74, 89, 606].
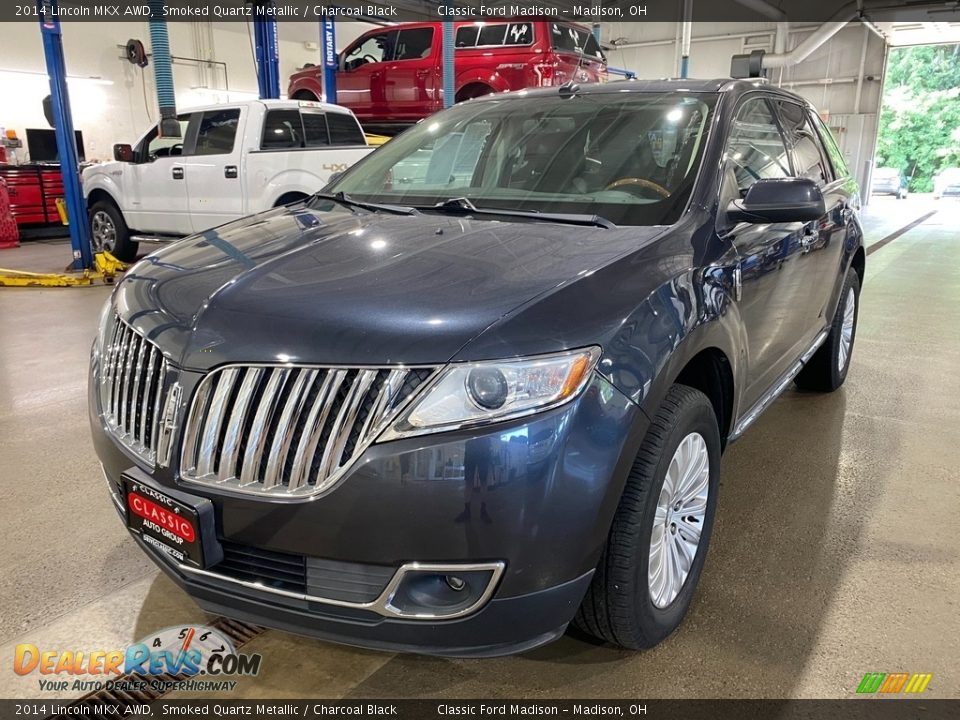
[4, 0, 960, 24]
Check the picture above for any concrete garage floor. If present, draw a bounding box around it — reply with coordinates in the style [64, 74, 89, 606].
[1, 200, 958, 700]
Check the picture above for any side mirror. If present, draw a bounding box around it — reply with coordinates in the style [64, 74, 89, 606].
[113, 143, 134, 162]
[338, 55, 346, 73]
[327, 171, 344, 185]
[727, 178, 825, 224]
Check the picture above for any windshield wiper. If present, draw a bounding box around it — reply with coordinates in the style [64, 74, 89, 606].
[312, 192, 419, 216]
[425, 197, 616, 229]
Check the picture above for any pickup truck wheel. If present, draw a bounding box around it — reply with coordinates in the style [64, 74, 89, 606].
[574, 385, 720, 649]
[89, 201, 138, 262]
[794, 269, 860, 392]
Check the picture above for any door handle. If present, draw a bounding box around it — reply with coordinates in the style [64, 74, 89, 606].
[172, 167, 184, 180]
[224, 166, 238, 179]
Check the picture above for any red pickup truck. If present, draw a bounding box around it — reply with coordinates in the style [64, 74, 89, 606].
[288, 20, 608, 130]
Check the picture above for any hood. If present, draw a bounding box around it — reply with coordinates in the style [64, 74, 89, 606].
[83, 162, 121, 179]
[115, 202, 666, 369]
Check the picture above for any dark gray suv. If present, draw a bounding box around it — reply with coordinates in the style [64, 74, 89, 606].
[90, 79, 864, 656]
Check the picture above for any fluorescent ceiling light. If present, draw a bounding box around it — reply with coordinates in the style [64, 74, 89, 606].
[0, 68, 113, 85]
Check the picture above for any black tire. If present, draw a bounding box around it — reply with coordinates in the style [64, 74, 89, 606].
[574, 385, 720, 649]
[273, 192, 309, 208]
[89, 200, 138, 262]
[794, 269, 860, 392]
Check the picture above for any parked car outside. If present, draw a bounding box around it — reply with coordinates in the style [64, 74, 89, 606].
[871, 166, 908, 199]
[90, 79, 864, 657]
[288, 20, 607, 130]
[933, 167, 960, 199]
[82, 100, 373, 260]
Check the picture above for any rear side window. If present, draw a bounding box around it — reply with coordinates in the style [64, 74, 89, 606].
[194, 109, 240, 156]
[777, 101, 832, 186]
[302, 111, 330, 147]
[456, 23, 534, 48]
[550, 23, 605, 61]
[395, 28, 434, 60]
[326, 112, 366, 146]
[504, 22, 534, 45]
[724, 98, 791, 197]
[262, 109, 302, 149]
[260, 110, 363, 149]
[810, 113, 850, 179]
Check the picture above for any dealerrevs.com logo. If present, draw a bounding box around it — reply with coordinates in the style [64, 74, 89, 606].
[14, 625, 262, 693]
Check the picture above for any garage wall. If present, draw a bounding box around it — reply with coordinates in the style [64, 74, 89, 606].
[0, 21, 368, 163]
[0, 19, 886, 195]
[604, 21, 887, 195]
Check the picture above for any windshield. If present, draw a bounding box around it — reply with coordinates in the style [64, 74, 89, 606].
[327, 91, 718, 226]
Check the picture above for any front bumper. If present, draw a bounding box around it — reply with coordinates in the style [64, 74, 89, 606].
[91, 370, 647, 656]
[136, 531, 593, 657]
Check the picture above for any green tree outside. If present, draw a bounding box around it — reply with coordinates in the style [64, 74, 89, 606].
[875, 44, 960, 193]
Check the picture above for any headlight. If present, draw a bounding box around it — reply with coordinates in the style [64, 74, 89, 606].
[384, 347, 601, 439]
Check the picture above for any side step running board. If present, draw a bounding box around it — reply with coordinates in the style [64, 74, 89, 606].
[729, 328, 829, 441]
[129, 234, 184, 244]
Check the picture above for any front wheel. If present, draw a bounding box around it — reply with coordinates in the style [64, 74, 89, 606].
[794, 269, 860, 392]
[574, 385, 720, 649]
[89, 201, 138, 262]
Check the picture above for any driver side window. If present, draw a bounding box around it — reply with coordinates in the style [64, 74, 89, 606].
[138, 114, 192, 162]
[722, 98, 791, 201]
[344, 30, 397, 70]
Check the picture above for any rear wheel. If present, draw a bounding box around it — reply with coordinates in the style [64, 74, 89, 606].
[795, 269, 860, 392]
[89, 201, 138, 262]
[574, 385, 720, 649]
[455, 83, 495, 103]
[273, 192, 309, 208]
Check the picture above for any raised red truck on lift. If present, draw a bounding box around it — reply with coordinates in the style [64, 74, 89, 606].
[288, 20, 608, 130]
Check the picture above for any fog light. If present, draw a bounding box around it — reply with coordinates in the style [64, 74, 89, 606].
[383, 564, 504, 618]
[445, 575, 466, 591]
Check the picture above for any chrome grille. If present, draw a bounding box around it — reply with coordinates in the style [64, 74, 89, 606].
[181, 365, 435, 497]
[99, 317, 168, 464]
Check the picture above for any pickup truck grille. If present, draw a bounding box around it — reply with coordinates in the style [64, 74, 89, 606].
[180, 364, 435, 497]
[99, 318, 168, 465]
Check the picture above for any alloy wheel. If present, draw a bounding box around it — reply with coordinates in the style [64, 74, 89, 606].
[838, 287, 856, 373]
[648, 432, 710, 609]
[90, 210, 116, 253]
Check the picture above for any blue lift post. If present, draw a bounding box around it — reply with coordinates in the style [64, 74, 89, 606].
[441, 0, 455, 109]
[253, 1, 281, 99]
[321, 19, 337, 103]
[36, 0, 92, 270]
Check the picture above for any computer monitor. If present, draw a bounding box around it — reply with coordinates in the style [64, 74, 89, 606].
[26, 128, 86, 163]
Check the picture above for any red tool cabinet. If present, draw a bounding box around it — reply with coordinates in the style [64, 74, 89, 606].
[0, 165, 66, 235]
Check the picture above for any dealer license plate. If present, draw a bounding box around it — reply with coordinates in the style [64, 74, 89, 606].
[123, 476, 207, 568]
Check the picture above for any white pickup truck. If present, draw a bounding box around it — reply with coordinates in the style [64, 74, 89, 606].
[82, 100, 374, 260]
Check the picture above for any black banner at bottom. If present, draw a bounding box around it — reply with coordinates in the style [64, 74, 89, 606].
[0, 699, 957, 720]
